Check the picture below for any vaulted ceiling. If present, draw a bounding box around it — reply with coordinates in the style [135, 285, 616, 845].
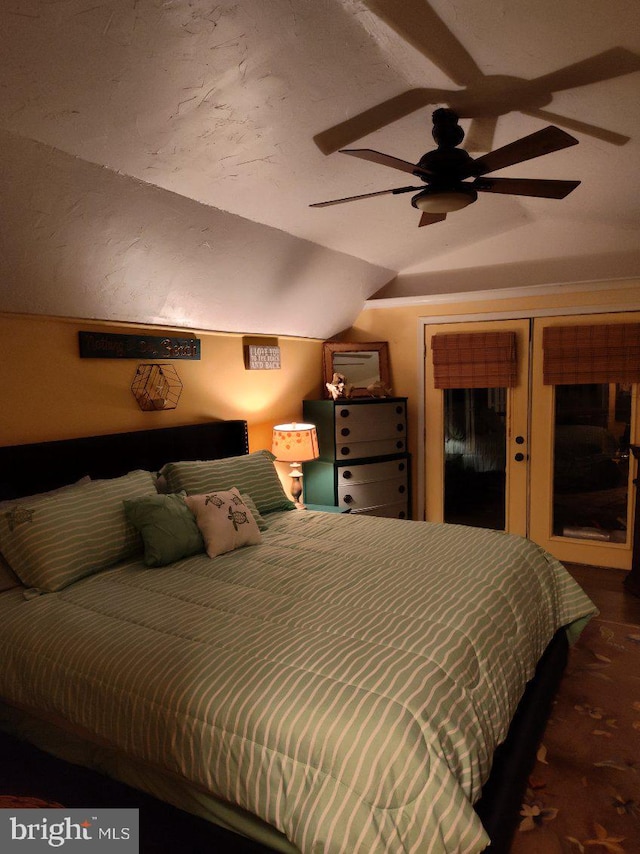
[1, 0, 639, 338]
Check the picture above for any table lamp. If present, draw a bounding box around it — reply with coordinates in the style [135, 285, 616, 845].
[272, 422, 319, 508]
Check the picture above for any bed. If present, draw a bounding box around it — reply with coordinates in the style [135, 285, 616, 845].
[0, 421, 597, 854]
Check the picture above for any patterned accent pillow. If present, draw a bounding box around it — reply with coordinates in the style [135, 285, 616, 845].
[161, 450, 295, 515]
[123, 492, 204, 567]
[0, 470, 156, 592]
[185, 488, 262, 557]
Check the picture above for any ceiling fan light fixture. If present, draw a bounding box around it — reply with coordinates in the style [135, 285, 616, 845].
[411, 186, 477, 213]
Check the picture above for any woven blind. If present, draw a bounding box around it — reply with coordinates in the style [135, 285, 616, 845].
[543, 324, 640, 385]
[431, 331, 517, 389]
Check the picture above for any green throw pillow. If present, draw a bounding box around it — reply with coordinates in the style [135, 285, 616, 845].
[123, 492, 204, 567]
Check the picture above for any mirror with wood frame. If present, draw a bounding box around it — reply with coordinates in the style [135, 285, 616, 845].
[322, 341, 391, 398]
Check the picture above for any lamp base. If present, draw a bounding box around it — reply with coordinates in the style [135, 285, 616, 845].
[289, 467, 305, 509]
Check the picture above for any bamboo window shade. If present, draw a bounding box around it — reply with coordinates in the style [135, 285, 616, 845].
[431, 331, 517, 389]
[543, 324, 640, 385]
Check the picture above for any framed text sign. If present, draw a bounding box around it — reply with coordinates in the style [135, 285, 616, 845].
[242, 336, 281, 370]
[79, 332, 201, 360]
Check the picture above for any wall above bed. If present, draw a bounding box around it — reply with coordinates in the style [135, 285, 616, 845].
[1, 313, 324, 452]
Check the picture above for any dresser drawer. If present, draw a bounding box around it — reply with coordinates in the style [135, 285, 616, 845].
[337, 474, 408, 511]
[337, 458, 408, 486]
[350, 501, 409, 520]
[334, 401, 406, 444]
[336, 437, 406, 458]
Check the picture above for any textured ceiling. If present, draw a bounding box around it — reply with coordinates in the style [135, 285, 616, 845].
[1, 0, 639, 336]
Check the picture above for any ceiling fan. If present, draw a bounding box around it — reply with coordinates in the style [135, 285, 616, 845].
[310, 109, 580, 227]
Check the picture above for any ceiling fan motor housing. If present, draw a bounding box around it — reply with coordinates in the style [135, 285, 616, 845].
[416, 146, 476, 185]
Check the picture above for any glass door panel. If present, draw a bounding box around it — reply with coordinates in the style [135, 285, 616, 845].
[444, 387, 506, 530]
[553, 383, 631, 545]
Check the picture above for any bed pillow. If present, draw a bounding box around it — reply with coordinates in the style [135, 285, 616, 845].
[0, 555, 20, 592]
[185, 488, 262, 558]
[241, 493, 269, 531]
[0, 476, 92, 590]
[0, 470, 156, 592]
[0, 475, 91, 513]
[123, 492, 204, 567]
[161, 450, 295, 514]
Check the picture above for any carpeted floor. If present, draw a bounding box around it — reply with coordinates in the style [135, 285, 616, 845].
[510, 617, 640, 854]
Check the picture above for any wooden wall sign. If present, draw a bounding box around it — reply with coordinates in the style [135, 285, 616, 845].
[79, 331, 200, 360]
[243, 337, 281, 370]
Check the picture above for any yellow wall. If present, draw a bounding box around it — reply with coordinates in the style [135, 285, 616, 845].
[1, 313, 324, 452]
[5, 280, 639, 470]
[344, 280, 640, 502]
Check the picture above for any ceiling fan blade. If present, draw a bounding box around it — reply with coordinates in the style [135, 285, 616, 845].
[363, 0, 483, 87]
[310, 185, 422, 208]
[472, 126, 579, 177]
[419, 212, 447, 227]
[313, 88, 452, 155]
[474, 176, 580, 199]
[523, 108, 630, 146]
[341, 148, 434, 179]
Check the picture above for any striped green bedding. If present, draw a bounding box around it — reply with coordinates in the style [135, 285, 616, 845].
[0, 510, 596, 853]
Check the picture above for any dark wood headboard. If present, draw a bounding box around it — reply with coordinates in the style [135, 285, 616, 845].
[0, 421, 249, 501]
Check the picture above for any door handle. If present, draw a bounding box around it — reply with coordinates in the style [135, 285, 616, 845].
[514, 452, 526, 462]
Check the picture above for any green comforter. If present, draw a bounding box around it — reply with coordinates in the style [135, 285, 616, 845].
[0, 511, 596, 853]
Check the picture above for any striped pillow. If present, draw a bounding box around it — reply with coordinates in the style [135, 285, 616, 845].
[0, 470, 156, 592]
[161, 450, 295, 515]
[0, 554, 20, 591]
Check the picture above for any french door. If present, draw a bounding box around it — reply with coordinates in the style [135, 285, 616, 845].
[424, 319, 530, 538]
[529, 313, 639, 570]
[424, 313, 639, 570]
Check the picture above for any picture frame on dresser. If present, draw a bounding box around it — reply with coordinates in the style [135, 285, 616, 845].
[322, 341, 390, 398]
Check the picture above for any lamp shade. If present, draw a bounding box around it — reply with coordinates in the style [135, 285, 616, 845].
[272, 423, 319, 463]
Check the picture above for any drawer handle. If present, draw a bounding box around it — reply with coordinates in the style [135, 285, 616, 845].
[398, 485, 406, 494]
[396, 423, 404, 432]
[341, 427, 350, 437]
[398, 510, 406, 519]
[395, 406, 403, 414]
[398, 463, 405, 472]
[342, 470, 352, 479]
[339, 409, 350, 418]
[343, 494, 353, 504]
[340, 447, 351, 456]
[396, 441, 404, 449]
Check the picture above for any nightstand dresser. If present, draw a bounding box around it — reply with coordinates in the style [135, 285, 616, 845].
[302, 398, 411, 519]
